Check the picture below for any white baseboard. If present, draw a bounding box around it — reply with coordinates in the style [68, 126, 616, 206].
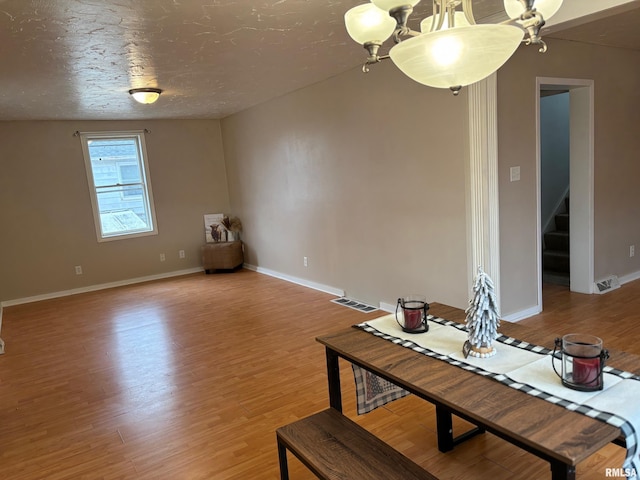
[1, 267, 204, 308]
[243, 263, 344, 297]
[502, 304, 542, 323]
[619, 270, 640, 286]
[379, 301, 396, 313]
[503, 270, 640, 322]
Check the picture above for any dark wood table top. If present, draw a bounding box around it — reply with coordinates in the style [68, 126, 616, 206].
[317, 303, 636, 467]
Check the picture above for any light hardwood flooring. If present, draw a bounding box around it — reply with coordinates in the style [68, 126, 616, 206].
[1, 270, 638, 479]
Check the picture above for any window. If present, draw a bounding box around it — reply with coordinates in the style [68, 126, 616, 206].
[80, 131, 158, 241]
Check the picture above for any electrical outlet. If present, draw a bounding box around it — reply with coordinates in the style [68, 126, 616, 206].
[303, 256, 308, 267]
[510, 166, 521, 182]
[74, 265, 83, 275]
[179, 250, 185, 259]
[631, 245, 635, 258]
[160, 253, 166, 262]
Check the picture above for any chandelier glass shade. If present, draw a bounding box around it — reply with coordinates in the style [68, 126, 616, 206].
[345, 3, 397, 45]
[390, 24, 523, 90]
[344, 0, 563, 94]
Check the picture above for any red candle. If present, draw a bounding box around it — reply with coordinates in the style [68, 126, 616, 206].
[573, 357, 600, 387]
[404, 309, 422, 330]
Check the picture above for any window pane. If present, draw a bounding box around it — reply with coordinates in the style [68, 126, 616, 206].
[95, 185, 151, 235]
[119, 164, 141, 185]
[87, 139, 140, 188]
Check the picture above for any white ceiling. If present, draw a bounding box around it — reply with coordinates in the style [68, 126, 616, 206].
[0, 0, 638, 121]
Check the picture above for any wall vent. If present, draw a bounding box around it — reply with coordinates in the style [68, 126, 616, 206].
[594, 275, 620, 294]
[331, 297, 378, 313]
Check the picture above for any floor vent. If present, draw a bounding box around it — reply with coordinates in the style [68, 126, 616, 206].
[331, 297, 378, 313]
[595, 275, 620, 294]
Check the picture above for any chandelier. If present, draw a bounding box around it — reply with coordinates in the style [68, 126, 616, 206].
[344, 0, 563, 94]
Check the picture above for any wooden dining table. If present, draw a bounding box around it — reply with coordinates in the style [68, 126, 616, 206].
[316, 303, 639, 480]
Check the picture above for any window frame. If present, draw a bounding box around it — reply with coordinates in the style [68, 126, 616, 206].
[80, 130, 159, 242]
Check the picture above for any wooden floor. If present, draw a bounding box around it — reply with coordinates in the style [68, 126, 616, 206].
[1, 270, 638, 479]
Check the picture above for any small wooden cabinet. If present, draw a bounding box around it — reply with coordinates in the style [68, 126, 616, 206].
[201, 241, 244, 273]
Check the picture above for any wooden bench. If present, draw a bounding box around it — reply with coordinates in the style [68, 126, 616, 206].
[276, 408, 438, 480]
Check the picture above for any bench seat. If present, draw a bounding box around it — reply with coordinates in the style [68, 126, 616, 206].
[276, 408, 438, 480]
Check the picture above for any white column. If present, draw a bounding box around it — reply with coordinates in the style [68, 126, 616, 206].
[467, 74, 501, 313]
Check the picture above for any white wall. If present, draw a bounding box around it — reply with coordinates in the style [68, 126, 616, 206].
[222, 61, 471, 310]
[498, 39, 640, 315]
[0, 119, 229, 302]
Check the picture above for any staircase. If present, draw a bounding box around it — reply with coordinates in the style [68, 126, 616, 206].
[543, 196, 570, 286]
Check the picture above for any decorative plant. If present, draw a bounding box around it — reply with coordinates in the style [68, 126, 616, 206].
[464, 266, 500, 358]
[219, 215, 242, 241]
[220, 215, 241, 231]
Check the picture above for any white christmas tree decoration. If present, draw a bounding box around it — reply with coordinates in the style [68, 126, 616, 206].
[465, 266, 500, 358]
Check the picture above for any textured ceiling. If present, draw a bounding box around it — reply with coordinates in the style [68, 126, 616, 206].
[0, 0, 637, 121]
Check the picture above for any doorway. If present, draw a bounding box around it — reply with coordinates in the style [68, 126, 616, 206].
[540, 90, 570, 286]
[536, 78, 594, 309]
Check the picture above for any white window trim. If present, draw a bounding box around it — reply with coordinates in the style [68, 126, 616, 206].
[80, 130, 159, 242]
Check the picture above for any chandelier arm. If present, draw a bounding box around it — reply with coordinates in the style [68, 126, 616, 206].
[392, 27, 421, 43]
[430, 0, 445, 32]
[497, 13, 543, 28]
[519, 9, 547, 49]
[498, 17, 520, 26]
[537, 40, 548, 53]
[362, 55, 390, 73]
[446, 3, 456, 27]
[404, 28, 421, 37]
[499, 8, 549, 53]
[461, 0, 477, 25]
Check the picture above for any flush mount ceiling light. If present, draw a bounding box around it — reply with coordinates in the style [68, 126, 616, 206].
[128, 87, 163, 104]
[344, 0, 563, 95]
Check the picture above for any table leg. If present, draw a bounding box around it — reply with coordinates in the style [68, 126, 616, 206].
[551, 461, 576, 480]
[326, 347, 342, 412]
[436, 404, 486, 452]
[277, 438, 289, 480]
[436, 405, 454, 452]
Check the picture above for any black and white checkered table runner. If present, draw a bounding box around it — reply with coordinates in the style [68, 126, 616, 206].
[355, 315, 640, 476]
